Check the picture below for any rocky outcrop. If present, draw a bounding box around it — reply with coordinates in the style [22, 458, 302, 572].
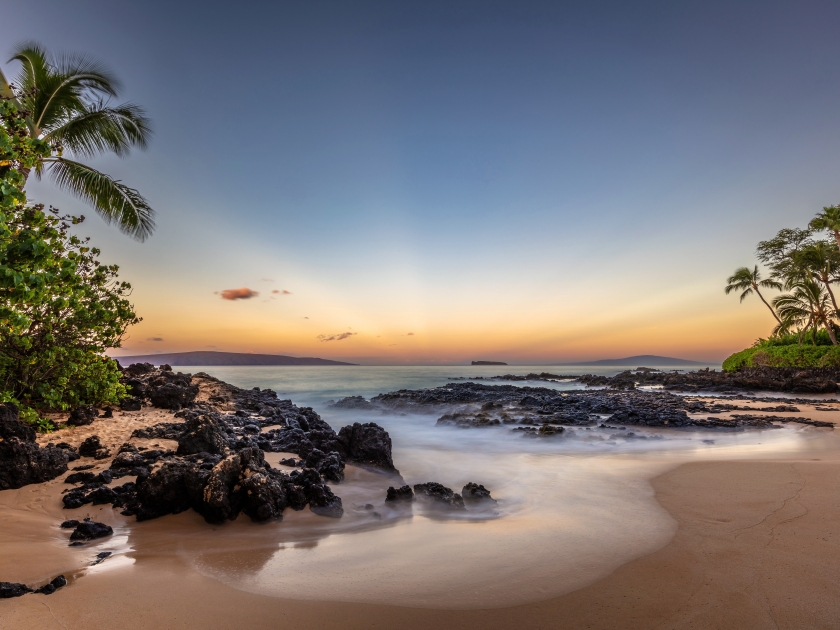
[0, 408, 69, 490]
[385, 485, 414, 503]
[119, 363, 199, 410]
[176, 411, 230, 455]
[462, 482, 496, 506]
[68, 518, 113, 542]
[67, 405, 98, 426]
[371, 381, 835, 431]
[0, 404, 35, 442]
[78, 435, 110, 459]
[413, 482, 466, 510]
[336, 422, 398, 473]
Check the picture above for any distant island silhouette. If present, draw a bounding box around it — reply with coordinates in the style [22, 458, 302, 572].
[471, 360, 508, 366]
[560, 355, 711, 367]
[111, 351, 357, 367]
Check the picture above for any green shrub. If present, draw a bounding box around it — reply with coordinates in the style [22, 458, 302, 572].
[722, 343, 840, 371]
[0, 99, 139, 410]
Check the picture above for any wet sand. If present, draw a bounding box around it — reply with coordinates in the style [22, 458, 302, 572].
[1, 400, 838, 628]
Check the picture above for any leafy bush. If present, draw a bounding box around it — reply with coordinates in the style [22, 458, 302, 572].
[0, 99, 139, 410]
[722, 343, 840, 371]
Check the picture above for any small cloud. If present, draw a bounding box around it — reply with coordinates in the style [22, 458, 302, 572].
[283, 290, 292, 295]
[147, 337, 164, 342]
[261, 278, 274, 282]
[406, 332, 414, 336]
[220, 287, 259, 300]
[317, 332, 357, 342]
[304, 316, 309, 319]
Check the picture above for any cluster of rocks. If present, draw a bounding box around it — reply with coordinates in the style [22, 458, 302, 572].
[119, 362, 199, 411]
[0, 404, 74, 490]
[385, 481, 497, 512]
[55, 366, 400, 525]
[456, 366, 840, 394]
[0, 575, 67, 598]
[330, 381, 836, 432]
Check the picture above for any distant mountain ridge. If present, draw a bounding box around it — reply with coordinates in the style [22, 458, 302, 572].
[560, 355, 712, 367]
[110, 351, 357, 367]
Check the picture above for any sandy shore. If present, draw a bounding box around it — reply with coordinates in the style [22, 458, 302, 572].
[1, 400, 839, 629]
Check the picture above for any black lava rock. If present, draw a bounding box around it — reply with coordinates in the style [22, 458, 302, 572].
[0, 438, 69, 490]
[385, 485, 415, 503]
[461, 482, 497, 506]
[35, 575, 67, 595]
[0, 582, 33, 598]
[413, 482, 466, 510]
[69, 519, 113, 541]
[67, 405, 98, 426]
[337, 422, 398, 473]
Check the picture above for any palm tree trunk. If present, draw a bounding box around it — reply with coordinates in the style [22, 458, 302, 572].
[754, 286, 782, 324]
[822, 275, 840, 316]
[827, 320, 838, 345]
[834, 230, 840, 253]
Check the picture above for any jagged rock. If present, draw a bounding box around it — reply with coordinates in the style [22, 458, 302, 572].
[101, 407, 114, 419]
[65, 471, 96, 484]
[177, 411, 229, 455]
[330, 396, 375, 410]
[0, 438, 69, 490]
[413, 482, 466, 510]
[35, 576, 67, 595]
[120, 397, 142, 411]
[0, 582, 32, 598]
[67, 405, 98, 426]
[385, 485, 414, 502]
[337, 422, 397, 473]
[461, 482, 497, 506]
[149, 382, 198, 410]
[78, 435, 107, 458]
[124, 362, 156, 377]
[135, 460, 203, 521]
[0, 403, 35, 442]
[69, 519, 113, 541]
[131, 421, 184, 440]
[55, 443, 80, 461]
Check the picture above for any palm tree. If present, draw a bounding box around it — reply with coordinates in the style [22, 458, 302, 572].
[774, 279, 838, 345]
[725, 266, 783, 324]
[794, 241, 840, 314]
[0, 42, 154, 240]
[809, 205, 840, 253]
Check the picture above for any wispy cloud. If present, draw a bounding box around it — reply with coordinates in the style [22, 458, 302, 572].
[317, 332, 357, 342]
[261, 278, 274, 282]
[271, 289, 293, 295]
[406, 332, 414, 336]
[147, 337, 164, 342]
[220, 287, 259, 300]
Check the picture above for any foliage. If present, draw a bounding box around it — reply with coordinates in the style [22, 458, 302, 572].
[722, 343, 840, 372]
[0, 98, 138, 410]
[0, 42, 154, 240]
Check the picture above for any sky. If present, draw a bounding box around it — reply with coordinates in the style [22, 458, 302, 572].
[4, 0, 840, 365]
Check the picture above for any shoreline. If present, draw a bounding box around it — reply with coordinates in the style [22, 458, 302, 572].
[2, 434, 838, 628]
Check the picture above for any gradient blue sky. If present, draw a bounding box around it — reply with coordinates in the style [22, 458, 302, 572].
[4, 1, 840, 364]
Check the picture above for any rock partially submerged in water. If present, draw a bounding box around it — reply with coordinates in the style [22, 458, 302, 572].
[69, 518, 113, 542]
[337, 422, 398, 474]
[385, 485, 415, 503]
[371, 382, 834, 431]
[413, 482, 466, 511]
[461, 482, 497, 506]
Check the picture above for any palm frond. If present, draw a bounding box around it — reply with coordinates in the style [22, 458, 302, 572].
[47, 158, 155, 241]
[45, 102, 151, 157]
[10, 42, 122, 134]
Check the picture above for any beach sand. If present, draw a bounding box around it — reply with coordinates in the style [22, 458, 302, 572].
[1, 400, 838, 629]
